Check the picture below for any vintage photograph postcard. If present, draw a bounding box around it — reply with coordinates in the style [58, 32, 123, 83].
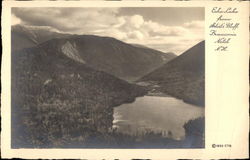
[1, 0, 249, 159]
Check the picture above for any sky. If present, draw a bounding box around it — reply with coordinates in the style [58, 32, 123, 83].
[12, 7, 204, 55]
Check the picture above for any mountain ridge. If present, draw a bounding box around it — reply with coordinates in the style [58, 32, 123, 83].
[26, 34, 176, 81]
[140, 41, 205, 106]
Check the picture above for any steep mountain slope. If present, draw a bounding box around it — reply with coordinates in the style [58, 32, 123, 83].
[32, 35, 176, 82]
[11, 45, 147, 148]
[140, 41, 205, 106]
[11, 24, 70, 51]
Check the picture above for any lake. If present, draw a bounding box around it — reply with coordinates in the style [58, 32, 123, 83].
[112, 96, 204, 140]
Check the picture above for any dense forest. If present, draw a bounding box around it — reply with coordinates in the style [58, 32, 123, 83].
[11, 46, 147, 148]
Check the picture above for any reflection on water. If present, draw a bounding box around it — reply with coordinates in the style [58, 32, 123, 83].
[112, 96, 204, 140]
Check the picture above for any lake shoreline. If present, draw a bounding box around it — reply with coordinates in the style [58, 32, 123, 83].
[112, 95, 204, 147]
[136, 81, 204, 107]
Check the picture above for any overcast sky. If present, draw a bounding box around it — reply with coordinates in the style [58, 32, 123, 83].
[12, 7, 204, 55]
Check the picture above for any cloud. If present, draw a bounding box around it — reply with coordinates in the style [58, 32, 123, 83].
[128, 30, 144, 40]
[184, 21, 204, 28]
[93, 28, 128, 40]
[12, 8, 119, 33]
[12, 7, 204, 55]
[129, 15, 144, 28]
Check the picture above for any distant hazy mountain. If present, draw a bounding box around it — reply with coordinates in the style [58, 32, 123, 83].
[12, 43, 147, 147]
[11, 24, 70, 51]
[140, 41, 205, 106]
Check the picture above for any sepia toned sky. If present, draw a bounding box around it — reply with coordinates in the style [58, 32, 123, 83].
[12, 7, 204, 55]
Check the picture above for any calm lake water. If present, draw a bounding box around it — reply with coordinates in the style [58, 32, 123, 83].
[112, 96, 204, 140]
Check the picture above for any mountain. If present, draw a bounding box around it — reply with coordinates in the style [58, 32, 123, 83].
[11, 44, 147, 148]
[140, 41, 205, 106]
[12, 25, 176, 81]
[11, 24, 70, 51]
[22, 35, 176, 82]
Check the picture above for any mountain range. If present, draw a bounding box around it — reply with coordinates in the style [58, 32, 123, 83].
[12, 24, 176, 82]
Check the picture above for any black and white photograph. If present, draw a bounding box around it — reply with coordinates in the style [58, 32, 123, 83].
[11, 7, 205, 149]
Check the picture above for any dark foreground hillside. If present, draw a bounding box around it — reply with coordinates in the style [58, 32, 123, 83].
[183, 117, 205, 148]
[11, 46, 147, 148]
[11, 43, 204, 148]
[140, 41, 205, 106]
